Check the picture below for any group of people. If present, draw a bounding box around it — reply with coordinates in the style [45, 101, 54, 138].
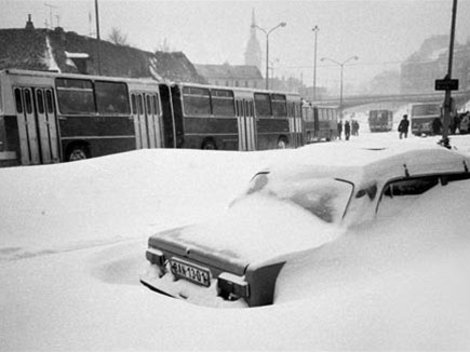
[337, 119, 360, 140]
[399, 111, 470, 138]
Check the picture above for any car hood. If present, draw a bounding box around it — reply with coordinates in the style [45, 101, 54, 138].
[150, 194, 343, 272]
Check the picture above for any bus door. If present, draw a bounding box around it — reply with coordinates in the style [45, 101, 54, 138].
[144, 93, 162, 148]
[14, 86, 59, 165]
[131, 93, 148, 149]
[131, 92, 163, 149]
[295, 105, 303, 147]
[288, 102, 302, 147]
[236, 99, 256, 151]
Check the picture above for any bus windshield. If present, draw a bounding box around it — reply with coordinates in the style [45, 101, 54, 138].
[411, 104, 441, 117]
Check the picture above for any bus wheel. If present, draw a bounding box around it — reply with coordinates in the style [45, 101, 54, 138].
[202, 140, 217, 150]
[66, 144, 89, 161]
[277, 137, 288, 149]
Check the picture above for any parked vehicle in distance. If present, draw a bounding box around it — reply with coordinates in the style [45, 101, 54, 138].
[410, 102, 442, 136]
[0, 69, 303, 167]
[368, 110, 393, 132]
[140, 142, 470, 308]
[302, 103, 338, 142]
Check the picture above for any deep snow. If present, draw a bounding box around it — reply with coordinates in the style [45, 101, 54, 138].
[1, 130, 470, 351]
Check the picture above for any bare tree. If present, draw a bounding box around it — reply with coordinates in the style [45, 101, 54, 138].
[108, 27, 128, 46]
[155, 38, 172, 52]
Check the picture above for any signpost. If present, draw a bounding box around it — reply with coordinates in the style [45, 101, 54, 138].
[435, 78, 459, 91]
[438, 0, 458, 148]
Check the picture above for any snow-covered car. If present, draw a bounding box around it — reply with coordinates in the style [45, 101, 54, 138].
[140, 142, 470, 308]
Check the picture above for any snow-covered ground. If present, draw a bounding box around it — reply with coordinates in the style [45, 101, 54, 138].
[1, 129, 470, 351]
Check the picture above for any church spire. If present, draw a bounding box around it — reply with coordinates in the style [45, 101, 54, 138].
[244, 8, 262, 72]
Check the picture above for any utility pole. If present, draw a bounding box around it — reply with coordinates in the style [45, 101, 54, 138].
[312, 26, 319, 101]
[440, 0, 458, 148]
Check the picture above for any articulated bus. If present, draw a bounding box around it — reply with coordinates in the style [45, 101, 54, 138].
[0, 69, 304, 167]
[163, 83, 303, 151]
[368, 110, 393, 132]
[302, 103, 338, 142]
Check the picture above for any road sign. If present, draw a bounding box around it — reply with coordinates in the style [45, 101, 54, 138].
[435, 78, 459, 91]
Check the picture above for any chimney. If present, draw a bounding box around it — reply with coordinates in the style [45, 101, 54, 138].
[25, 14, 35, 30]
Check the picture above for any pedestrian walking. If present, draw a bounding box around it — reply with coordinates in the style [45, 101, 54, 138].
[337, 120, 343, 140]
[398, 114, 409, 139]
[432, 117, 442, 135]
[344, 120, 351, 141]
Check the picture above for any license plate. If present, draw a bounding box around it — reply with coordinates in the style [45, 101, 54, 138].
[170, 258, 211, 287]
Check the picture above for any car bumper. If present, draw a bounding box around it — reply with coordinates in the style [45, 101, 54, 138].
[140, 263, 248, 309]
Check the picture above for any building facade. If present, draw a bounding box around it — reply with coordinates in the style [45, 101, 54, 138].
[194, 63, 263, 88]
[401, 35, 470, 94]
[0, 15, 206, 83]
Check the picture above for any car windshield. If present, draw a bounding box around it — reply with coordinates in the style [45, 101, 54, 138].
[242, 172, 353, 224]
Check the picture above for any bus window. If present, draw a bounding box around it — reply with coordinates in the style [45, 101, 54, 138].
[211, 89, 235, 117]
[254, 93, 271, 117]
[152, 94, 160, 116]
[146, 95, 152, 114]
[272, 94, 287, 117]
[95, 81, 130, 114]
[56, 78, 95, 114]
[182, 86, 211, 116]
[14, 88, 23, 113]
[287, 102, 294, 117]
[36, 90, 44, 114]
[131, 94, 137, 114]
[46, 90, 54, 113]
[137, 95, 143, 115]
[24, 90, 32, 114]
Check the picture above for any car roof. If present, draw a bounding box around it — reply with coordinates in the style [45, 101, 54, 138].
[261, 141, 470, 187]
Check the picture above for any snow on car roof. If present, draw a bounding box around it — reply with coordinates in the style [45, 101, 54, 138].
[263, 141, 470, 186]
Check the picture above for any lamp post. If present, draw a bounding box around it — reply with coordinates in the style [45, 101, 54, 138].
[94, 0, 102, 74]
[320, 55, 358, 118]
[252, 22, 287, 90]
[312, 25, 319, 101]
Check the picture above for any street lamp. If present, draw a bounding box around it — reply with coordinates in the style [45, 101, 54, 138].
[320, 55, 358, 117]
[312, 25, 319, 101]
[252, 22, 287, 90]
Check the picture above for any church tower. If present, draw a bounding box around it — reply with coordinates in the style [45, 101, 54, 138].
[244, 9, 262, 73]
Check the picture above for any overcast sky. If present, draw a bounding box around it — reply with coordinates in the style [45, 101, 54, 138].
[2, 0, 469, 92]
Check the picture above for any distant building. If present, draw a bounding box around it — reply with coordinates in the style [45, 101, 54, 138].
[0, 15, 206, 83]
[244, 9, 262, 73]
[401, 35, 470, 93]
[195, 63, 263, 88]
